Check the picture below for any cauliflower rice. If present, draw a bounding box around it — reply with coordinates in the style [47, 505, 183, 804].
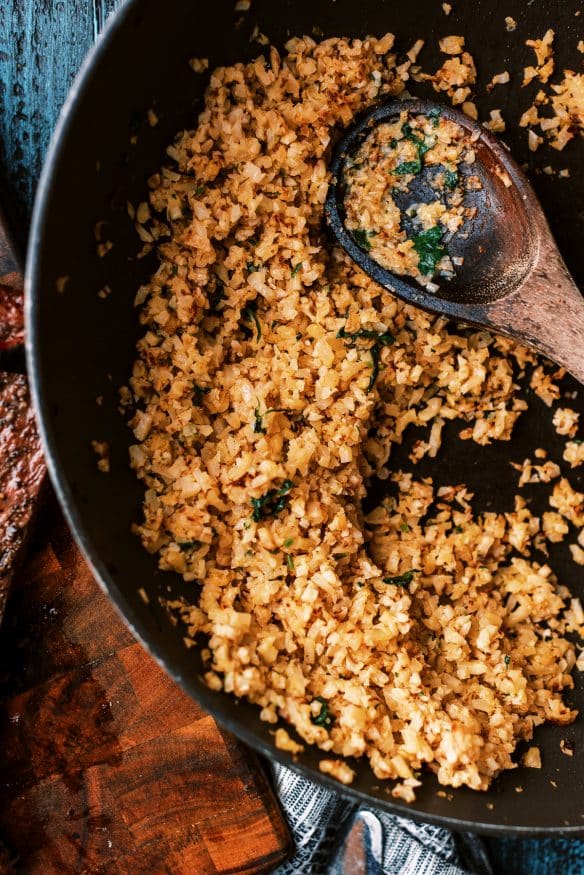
[127, 34, 583, 800]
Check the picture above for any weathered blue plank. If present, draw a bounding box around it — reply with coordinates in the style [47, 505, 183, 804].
[1, 2, 584, 871]
[0, 0, 119, 239]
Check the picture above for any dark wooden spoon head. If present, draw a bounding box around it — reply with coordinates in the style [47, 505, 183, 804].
[325, 98, 584, 384]
[325, 98, 539, 316]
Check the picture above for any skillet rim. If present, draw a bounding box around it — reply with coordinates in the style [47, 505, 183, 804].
[24, 0, 584, 837]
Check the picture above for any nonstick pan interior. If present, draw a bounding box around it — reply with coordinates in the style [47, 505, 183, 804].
[27, 0, 584, 834]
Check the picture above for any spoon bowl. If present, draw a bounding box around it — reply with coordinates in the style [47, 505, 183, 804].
[325, 98, 584, 382]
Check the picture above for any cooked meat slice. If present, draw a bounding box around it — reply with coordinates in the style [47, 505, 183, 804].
[0, 284, 24, 351]
[0, 220, 24, 350]
[0, 372, 46, 621]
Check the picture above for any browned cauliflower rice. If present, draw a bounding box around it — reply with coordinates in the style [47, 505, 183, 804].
[127, 34, 583, 801]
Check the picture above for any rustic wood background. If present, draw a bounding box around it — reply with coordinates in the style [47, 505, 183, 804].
[2, 1, 584, 872]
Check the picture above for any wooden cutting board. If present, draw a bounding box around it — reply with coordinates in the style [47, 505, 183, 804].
[0, 500, 291, 873]
[0, 499, 291, 873]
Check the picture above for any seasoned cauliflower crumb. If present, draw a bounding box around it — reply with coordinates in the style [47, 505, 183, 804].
[484, 109, 506, 132]
[319, 759, 356, 785]
[189, 57, 210, 73]
[512, 458, 560, 487]
[91, 440, 110, 473]
[550, 480, 584, 527]
[439, 35, 465, 55]
[564, 441, 584, 469]
[542, 511, 569, 544]
[552, 407, 580, 437]
[275, 729, 304, 756]
[522, 747, 542, 769]
[530, 366, 561, 406]
[392, 778, 423, 803]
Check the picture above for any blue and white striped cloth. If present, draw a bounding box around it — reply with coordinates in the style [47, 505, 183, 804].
[271, 763, 493, 875]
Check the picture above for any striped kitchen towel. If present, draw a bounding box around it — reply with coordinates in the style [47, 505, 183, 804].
[271, 763, 493, 875]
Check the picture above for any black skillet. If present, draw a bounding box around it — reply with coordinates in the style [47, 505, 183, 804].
[26, 0, 584, 835]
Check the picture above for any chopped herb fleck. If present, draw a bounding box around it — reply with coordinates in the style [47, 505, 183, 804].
[444, 168, 458, 190]
[253, 407, 286, 434]
[504, 655, 511, 667]
[242, 301, 262, 341]
[195, 184, 207, 196]
[427, 107, 441, 126]
[417, 136, 435, 158]
[311, 696, 333, 729]
[394, 122, 436, 174]
[283, 537, 295, 548]
[337, 326, 395, 347]
[253, 404, 266, 434]
[337, 323, 394, 394]
[411, 225, 446, 276]
[247, 261, 261, 273]
[368, 344, 380, 393]
[454, 525, 463, 534]
[383, 570, 417, 586]
[351, 228, 373, 251]
[400, 523, 410, 532]
[395, 158, 422, 176]
[333, 552, 348, 559]
[286, 553, 295, 571]
[291, 262, 302, 277]
[251, 480, 294, 522]
[177, 540, 201, 551]
[171, 264, 179, 277]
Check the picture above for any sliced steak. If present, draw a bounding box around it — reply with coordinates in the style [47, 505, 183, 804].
[0, 217, 24, 351]
[0, 285, 24, 351]
[0, 372, 46, 621]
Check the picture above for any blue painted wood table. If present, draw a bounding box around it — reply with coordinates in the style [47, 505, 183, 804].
[1, 3, 584, 873]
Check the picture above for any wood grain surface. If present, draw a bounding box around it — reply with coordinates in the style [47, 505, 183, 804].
[0, 0, 118, 243]
[0, 503, 290, 873]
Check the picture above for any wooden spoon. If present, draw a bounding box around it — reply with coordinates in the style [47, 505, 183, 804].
[325, 98, 584, 383]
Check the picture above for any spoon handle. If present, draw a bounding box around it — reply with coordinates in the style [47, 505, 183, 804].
[490, 243, 584, 384]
